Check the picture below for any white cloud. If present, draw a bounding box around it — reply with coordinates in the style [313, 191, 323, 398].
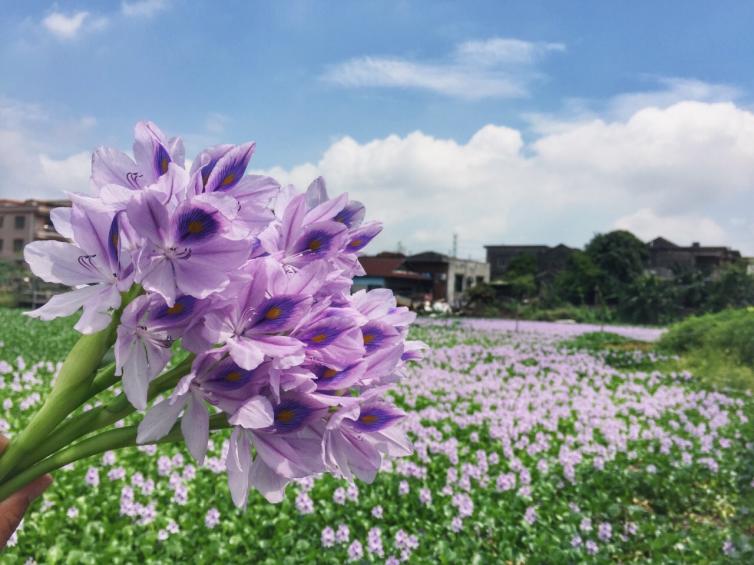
[322, 37, 564, 100]
[121, 0, 170, 18]
[254, 101, 754, 257]
[41, 10, 107, 40]
[455, 38, 565, 66]
[614, 209, 727, 246]
[0, 98, 95, 199]
[607, 77, 742, 119]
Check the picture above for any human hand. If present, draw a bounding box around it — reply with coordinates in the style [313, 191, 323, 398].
[0, 435, 53, 550]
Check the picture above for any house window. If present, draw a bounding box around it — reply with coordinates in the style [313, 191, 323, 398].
[0, 239, 3, 252]
[15, 216, 25, 230]
[476, 276, 484, 285]
[0, 216, 4, 228]
[454, 274, 464, 292]
[13, 239, 24, 253]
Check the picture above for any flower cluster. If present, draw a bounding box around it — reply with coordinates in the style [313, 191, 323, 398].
[24, 121, 423, 504]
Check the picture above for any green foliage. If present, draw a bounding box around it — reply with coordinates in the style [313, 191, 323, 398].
[585, 230, 648, 303]
[505, 253, 538, 278]
[658, 308, 754, 389]
[555, 250, 601, 305]
[619, 275, 680, 325]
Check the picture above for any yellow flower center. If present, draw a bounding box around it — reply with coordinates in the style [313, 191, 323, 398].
[225, 371, 242, 382]
[276, 409, 295, 423]
[166, 303, 184, 315]
[188, 220, 204, 234]
[363, 333, 375, 345]
[349, 239, 362, 248]
[221, 173, 235, 186]
[308, 239, 322, 251]
[265, 306, 282, 320]
[160, 156, 169, 174]
[322, 368, 338, 379]
[311, 333, 327, 344]
[360, 414, 378, 425]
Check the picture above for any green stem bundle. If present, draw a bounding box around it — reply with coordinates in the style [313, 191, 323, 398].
[0, 414, 230, 502]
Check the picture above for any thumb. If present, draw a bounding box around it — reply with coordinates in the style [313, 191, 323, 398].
[0, 474, 52, 549]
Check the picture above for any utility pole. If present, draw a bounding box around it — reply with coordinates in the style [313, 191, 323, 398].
[452, 233, 458, 258]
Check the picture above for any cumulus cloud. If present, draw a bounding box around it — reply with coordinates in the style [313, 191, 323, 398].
[254, 101, 754, 257]
[0, 98, 95, 199]
[614, 209, 728, 246]
[41, 10, 107, 40]
[322, 37, 564, 99]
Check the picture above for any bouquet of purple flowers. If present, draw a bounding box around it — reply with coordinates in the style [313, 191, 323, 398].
[0, 122, 423, 506]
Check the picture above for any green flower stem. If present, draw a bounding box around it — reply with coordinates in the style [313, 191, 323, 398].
[0, 287, 141, 483]
[0, 414, 230, 503]
[87, 362, 118, 398]
[11, 354, 195, 476]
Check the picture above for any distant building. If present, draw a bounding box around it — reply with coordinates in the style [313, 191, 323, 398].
[356, 251, 490, 308]
[647, 237, 742, 278]
[0, 199, 69, 262]
[401, 252, 490, 308]
[484, 244, 576, 281]
[353, 252, 432, 305]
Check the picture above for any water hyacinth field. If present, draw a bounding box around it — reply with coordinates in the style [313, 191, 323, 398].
[2, 309, 754, 563]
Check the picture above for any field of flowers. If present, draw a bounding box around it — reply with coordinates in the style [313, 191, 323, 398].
[2, 309, 754, 563]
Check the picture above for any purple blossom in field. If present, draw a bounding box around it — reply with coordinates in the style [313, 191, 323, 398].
[66, 507, 79, 519]
[296, 491, 314, 514]
[167, 520, 180, 534]
[347, 540, 363, 561]
[399, 480, 410, 496]
[419, 487, 432, 505]
[85, 467, 100, 487]
[450, 517, 463, 532]
[585, 540, 599, 555]
[321, 527, 336, 548]
[371, 505, 383, 518]
[346, 483, 359, 501]
[335, 524, 350, 544]
[205, 508, 221, 529]
[524, 506, 538, 525]
[332, 487, 346, 505]
[496, 472, 516, 492]
[723, 539, 735, 556]
[107, 467, 126, 481]
[367, 527, 384, 557]
[624, 522, 638, 536]
[157, 530, 169, 542]
[598, 522, 612, 541]
[580, 518, 592, 533]
[571, 535, 582, 548]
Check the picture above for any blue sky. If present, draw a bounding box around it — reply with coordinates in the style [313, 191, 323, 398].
[3, 0, 754, 258]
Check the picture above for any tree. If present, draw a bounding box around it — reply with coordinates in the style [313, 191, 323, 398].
[585, 230, 648, 303]
[619, 275, 680, 324]
[555, 250, 601, 305]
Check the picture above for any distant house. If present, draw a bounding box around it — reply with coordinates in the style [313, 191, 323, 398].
[356, 251, 490, 308]
[0, 199, 69, 262]
[484, 244, 576, 281]
[647, 237, 742, 278]
[353, 252, 432, 304]
[400, 252, 490, 308]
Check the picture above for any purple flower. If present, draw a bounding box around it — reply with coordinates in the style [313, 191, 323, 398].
[24, 205, 133, 333]
[335, 524, 350, 544]
[347, 540, 363, 562]
[128, 192, 249, 306]
[205, 508, 221, 529]
[321, 527, 336, 548]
